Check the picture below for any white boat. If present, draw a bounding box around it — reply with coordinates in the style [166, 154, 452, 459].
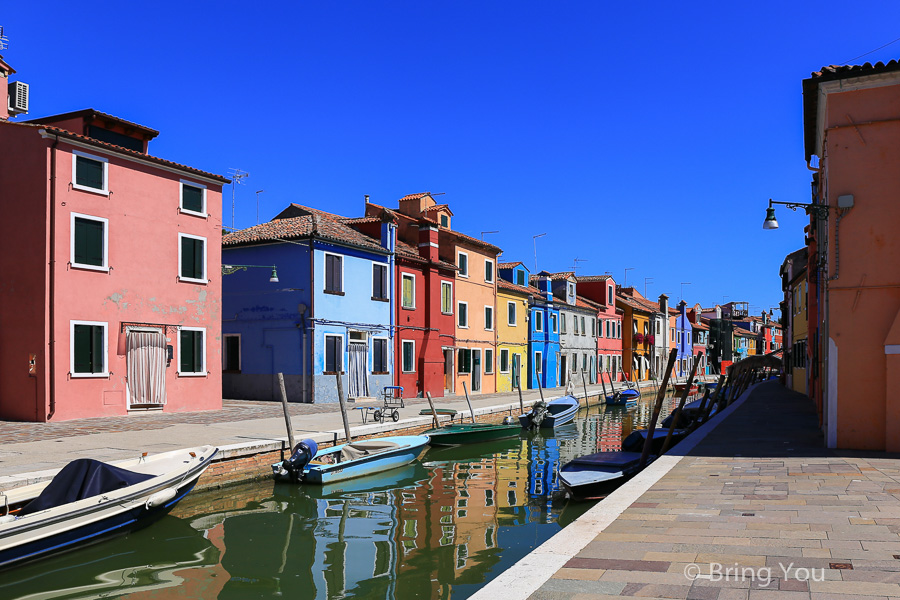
[0, 445, 217, 570]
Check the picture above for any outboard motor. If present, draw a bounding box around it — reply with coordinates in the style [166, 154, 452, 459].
[528, 400, 549, 429]
[281, 439, 318, 482]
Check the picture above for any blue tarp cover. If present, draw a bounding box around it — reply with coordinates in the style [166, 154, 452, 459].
[20, 459, 155, 515]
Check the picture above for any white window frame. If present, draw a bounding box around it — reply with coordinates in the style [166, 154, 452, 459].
[484, 348, 494, 374]
[178, 232, 208, 284]
[323, 251, 344, 293]
[70, 212, 109, 272]
[535, 351, 543, 374]
[484, 305, 493, 331]
[441, 281, 453, 315]
[401, 272, 416, 309]
[179, 179, 208, 217]
[457, 251, 469, 278]
[484, 258, 494, 283]
[177, 325, 207, 376]
[499, 348, 510, 373]
[71, 150, 109, 195]
[324, 333, 344, 373]
[534, 310, 543, 332]
[401, 340, 416, 373]
[458, 301, 469, 328]
[507, 301, 517, 326]
[223, 333, 241, 371]
[70, 319, 109, 378]
[551, 313, 558, 333]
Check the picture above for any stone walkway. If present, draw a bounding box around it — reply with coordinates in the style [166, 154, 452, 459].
[528, 382, 900, 599]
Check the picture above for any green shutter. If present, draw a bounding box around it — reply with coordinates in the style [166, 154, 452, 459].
[180, 330, 203, 373]
[182, 184, 204, 213]
[75, 156, 104, 190]
[74, 217, 104, 266]
[74, 324, 103, 374]
[181, 237, 204, 279]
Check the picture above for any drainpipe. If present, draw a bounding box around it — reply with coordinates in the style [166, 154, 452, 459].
[308, 230, 316, 403]
[47, 135, 60, 421]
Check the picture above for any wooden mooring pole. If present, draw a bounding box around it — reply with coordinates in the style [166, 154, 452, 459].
[462, 381, 477, 423]
[335, 373, 352, 443]
[277, 373, 296, 451]
[661, 352, 702, 455]
[639, 348, 678, 469]
[425, 392, 439, 428]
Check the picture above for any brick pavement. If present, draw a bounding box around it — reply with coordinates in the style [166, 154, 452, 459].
[526, 382, 900, 600]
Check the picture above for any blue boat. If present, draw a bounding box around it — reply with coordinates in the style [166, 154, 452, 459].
[519, 395, 579, 429]
[272, 436, 429, 485]
[606, 388, 640, 405]
[558, 451, 649, 499]
[621, 428, 687, 454]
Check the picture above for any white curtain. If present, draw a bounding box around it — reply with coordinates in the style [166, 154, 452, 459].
[348, 342, 369, 398]
[127, 331, 167, 406]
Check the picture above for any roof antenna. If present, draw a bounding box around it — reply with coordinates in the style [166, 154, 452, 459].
[227, 168, 249, 230]
[0, 27, 8, 51]
[573, 257, 587, 274]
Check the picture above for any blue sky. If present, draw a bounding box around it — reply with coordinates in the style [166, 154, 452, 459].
[5, 2, 900, 315]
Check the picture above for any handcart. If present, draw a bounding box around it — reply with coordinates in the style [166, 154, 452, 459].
[354, 386, 405, 423]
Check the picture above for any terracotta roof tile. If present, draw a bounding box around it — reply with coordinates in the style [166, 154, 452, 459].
[575, 275, 612, 282]
[341, 216, 381, 225]
[26, 108, 160, 137]
[542, 271, 576, 281]
[223, 212, 388, 253]
[498, 279, 533, 296]
[498, 261, 523, 269]
[398, 192, 431, 202]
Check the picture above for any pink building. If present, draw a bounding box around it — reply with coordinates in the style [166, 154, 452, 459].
[576, 275, 624, 383]
[0, 57, 228, 421]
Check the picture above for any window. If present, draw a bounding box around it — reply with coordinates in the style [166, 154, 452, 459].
[618, 322, 621, 338]
[551, 313, 558, 333]
[534, 311, 543, 332]
[324, 253, 343, 294]
[440, 214, 449, 227]
[572, 354, 577, 371]
[223, 334, 240, 371]
[568, 283, 575, 298]
[484, 349, 494, 374]
[71, 213, 108, 271]
[484, 259, 494, 283]
[458, 348, 472, 374]
[458, 302, 468, 327]
[516, 270, 526, 286]
[671, 329, 675, 343]
[535, 351, 542, 374]
[507, 301, 517, 326]
[457, 252, 469, 277]
[71, 320, 107, 376]
[441, 282, 453, 314]
[402, 273, 415, 309]
[574, 316, 579, 335]
[402, 340, 415, 373]
[373, 264, 388, 300]
[583, 354, 588, 371]
[608, 285, 613, 305]
[561, 314, 566, 334]
[484, 306, 493, 331]
[499, 349, 510, 373]
[178, 233, 206, 283]
[606, 321, 611, 338]
[656, 321, 661, 334]
[591, 319, 595, 337]
[72, 151, 108, 194]
[180, 180, 206, 216]
[325, 334, 343, 373]
[373, 338, 387, 373]
[179, 327, 205, 375]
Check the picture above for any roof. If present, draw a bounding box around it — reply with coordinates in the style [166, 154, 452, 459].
[26, 108, 160, 138]
[443, 228, 502, 254]
[341, 216, 381, 225]
[395, 240, 457, 270]
[498, 261, 523, 270]
[498, 279, 533, 297]
[574, 296, 602, 312]
[616, 292, 660, 314]
[10, 122, 228, 183]
[692, 321, 710, 331]
[398, 192, 431, 202]
[423, 204, 454, 216]
[733, 329, 758, 338]
[540, 271, 576, 281]
[576, 275, 612, 282]
[223, 211, 388, 254]
[803, 60, 900, 160]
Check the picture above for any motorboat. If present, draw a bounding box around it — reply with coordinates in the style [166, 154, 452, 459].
[519, 396, 579, 429]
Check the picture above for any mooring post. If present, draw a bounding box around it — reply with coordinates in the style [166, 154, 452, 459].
[335, 372, 352, 442]
[599, 368, 609, 404]
[278, 372, 296, 451]
[661, 352, 702, 454]
[425, 392, 439, 428]
[581, 370, 589, 407]
[462, 381, 477, 423]
[516, 366, 525, 415]
[639, 348, 678, 469]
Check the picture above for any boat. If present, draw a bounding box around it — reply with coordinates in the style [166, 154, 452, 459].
[621, 428, 687, 454]
[661, 397, 719, 429]
[272, 436, 429, 484]
[673, 382, 698, 394]
[519, 395, 579, 428]
[424, 422, 522, 446]
[606, 388, 640, 405]
[558, 451, 650, 499]
[0, 445, 217, 570]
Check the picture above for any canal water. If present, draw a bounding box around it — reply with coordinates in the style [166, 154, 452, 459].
[0, 393, 690, 600]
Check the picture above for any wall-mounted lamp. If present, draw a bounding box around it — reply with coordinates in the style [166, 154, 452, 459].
[762, 198, 842, 230]
[223, 264, 280, 283]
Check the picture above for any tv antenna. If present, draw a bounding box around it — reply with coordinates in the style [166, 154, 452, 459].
[0, 27, 9, 51]
[573, 257, 587, 274]
[227, 168, 249, 230]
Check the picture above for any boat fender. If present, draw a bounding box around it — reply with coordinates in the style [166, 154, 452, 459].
[502, 416, 516, 425]
[282, 439, 318, 482]
[145, 488, 178, 509]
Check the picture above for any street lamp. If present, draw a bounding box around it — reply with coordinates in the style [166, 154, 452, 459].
[762, 198, 838, 230]
[223, 264, 280, 283]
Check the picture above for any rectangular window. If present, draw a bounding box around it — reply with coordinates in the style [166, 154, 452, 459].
[458, 302, 468, 327]
[606, 321, 611, 338]
[583, 354, 588, 371]
[499, 348, 510, 373]
[324, 253, 343, 293]
[179, 327, 205, 375]
[373, 264, 388, 300]
[535, 351, 542, 374]
[551, 313, 558, 333]
[484, 259, 494, 283]
[573, 316, 579, 334]
[223, 334, 241, 371]
[516, 270, 526, 286]
[591, 319, 595, 337]
[458, 348, 472, 374]
[180, 180, 206, 216]
[72, 151, 108, 194]
[507, 301, 517, 326]
[71, 320, 107, 376]
[560, 314, 566, 334]
[484, 349, 494, 374]
[71, 213, 108, 270]
[534, 311, 543, 332]
[457, 252, 469, 277]
[441, 281, 453, 314]
[484, 306, 493, 331]
[608, 285, 613, 305]
[179, 233, 206, 283]
[572, 354, 577, 371]
[373, 338, 387, 373]
[402, 273, 415, 309]
[581, 316, 586, 336]
[402, 340, 415, 373]
[325, 334, 342, 373]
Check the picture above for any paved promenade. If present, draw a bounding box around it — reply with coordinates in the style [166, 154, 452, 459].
[506, 382, 900, 600]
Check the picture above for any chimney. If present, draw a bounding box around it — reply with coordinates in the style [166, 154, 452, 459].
[417, 223, 439, 262]
[0, 55, 15, 120]
[540, 276, 553, 302]
[658, 293, 668, 315]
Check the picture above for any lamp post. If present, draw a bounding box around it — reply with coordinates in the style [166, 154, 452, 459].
[222, 264, 280, 283]
[533, 233, 547, 272]
[762, 198, 836, 230]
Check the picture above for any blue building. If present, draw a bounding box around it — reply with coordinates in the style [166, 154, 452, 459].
[222, 204, 394, 403]
[674, 300, 694, 376]
[528, 274, 561, 390]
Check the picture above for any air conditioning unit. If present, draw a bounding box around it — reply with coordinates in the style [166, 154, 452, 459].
[8, 81, 28, 115]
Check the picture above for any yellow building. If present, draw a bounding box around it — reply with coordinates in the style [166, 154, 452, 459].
[616, 288, 655, 381]
[496, 279, 531, 392]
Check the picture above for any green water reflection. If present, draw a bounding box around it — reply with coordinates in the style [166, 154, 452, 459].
[0, 393, 690, 600]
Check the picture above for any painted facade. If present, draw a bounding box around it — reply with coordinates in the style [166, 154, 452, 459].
[688, 305, 711, 375]
[781, 248, 808, 397]
[527, 275, 561, 389]
[616, 288, 654, 381]
[0, 80, 227, 421]
[674, 301, 695, 377]
[577, 275, 624, 384]
[542, 272, 599, 387]
[496, 267, 532, 393]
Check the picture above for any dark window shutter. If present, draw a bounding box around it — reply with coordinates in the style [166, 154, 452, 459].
[74, 217, 103, 266]
[182, 185, 204, 213]
[75, 156, 104, 190]
[73, 325, 91, 373]
[180, 330, 193, 372]
[193, 239, 204, 279]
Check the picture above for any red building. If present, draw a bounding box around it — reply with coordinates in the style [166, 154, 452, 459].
[576, 275, 624, 383]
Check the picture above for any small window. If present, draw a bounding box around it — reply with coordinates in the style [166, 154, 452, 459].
[71, 213, 108, 271]
[373, 264, 388, 300]
[608, 285, 613, 305]
[551, 314, 558, 333]
[484, 349, 494, 374]
[507, 301, 517, 326]
[72, 151, 108, 194]
[458, 348, 472, 374]
[499, 349, 510, 373]
[180, 180, 206, 216]
[458, 302, 468, 328]
[325, 334, 342, 373]
[457, 252, 469, 277]
[441, 282, 453, 314]
[178, 234, 206, 283]
[223, 334, 240, 371]
[484, 259, 494, 283]
[402, 340, 415, 373]
[71, 320, 107, 376]
[440, 214, 449, 228]
[573, 316, 579, 334]
[516, 271, 526, 286]
[402, 273, 415, 309]
[484, 306, 493, 331]
[591, 319, 595, 337]
[534, 311, 543, 332]
[535, 351, 542, 374]
[581, 316, 586, 336]
[324, 253, 343, 294]
[560, 314, 566, 334]
[179, 327, 206, 375]
[373, 338, 388, 373]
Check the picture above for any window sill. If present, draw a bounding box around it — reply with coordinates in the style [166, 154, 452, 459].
[71, 372, 109, 378]
[179, 276, 208, 285]
[371, 296, 390, 303]
[441, 311, 454, 316]
[324, 290, 345, 296]
[72, 183, 109, 196]
[323, 371, 345, 376]
[401, 305, 416, 311]
[177, 372, 207, 377]
[372, 371, 389, 375]
[179, 208, 208, 218]
[71, 263, 109, 273]
[458, 325, 469, 329]
[401, 370, 416, 374]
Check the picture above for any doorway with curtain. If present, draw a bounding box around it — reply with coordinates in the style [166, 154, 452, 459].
[127, 328, 167, 408]
[348, 342, 369, 398]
